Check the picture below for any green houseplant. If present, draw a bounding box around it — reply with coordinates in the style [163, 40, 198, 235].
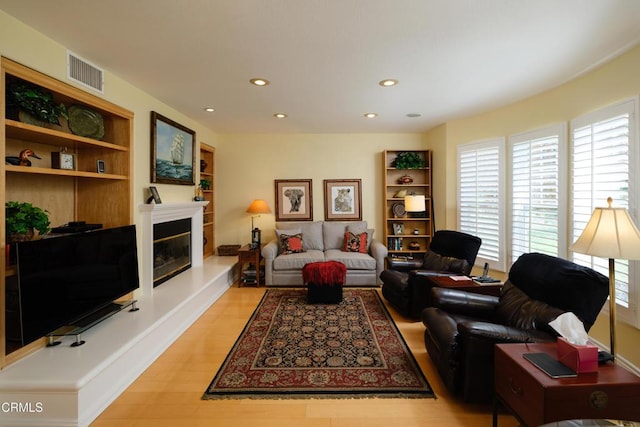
[392, 151, 425, 169]
[6, 78, 68, 125]
[5, 201, 51, 241]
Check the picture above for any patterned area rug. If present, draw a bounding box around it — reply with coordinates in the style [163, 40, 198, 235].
[203, 288, 434, 399]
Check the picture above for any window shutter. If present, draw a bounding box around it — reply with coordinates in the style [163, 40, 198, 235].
[510, 126, 564, 263]
[458, 139, 505, 270]
[570, 99, 636, 309]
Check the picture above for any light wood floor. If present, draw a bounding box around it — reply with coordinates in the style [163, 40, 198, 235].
[91, 285, 519, 427]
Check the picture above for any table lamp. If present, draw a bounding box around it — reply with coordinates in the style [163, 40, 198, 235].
[570, 197, 640, 361]
[404, 194, 426, 213]
[246, 199, 271, 249]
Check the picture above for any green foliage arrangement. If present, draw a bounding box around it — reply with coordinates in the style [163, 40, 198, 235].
[392, 152, 425, 169]
[6, 78, 69, 125]
[5, 201, 51, 236]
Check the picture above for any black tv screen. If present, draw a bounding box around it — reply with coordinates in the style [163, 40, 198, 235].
[16, 225, 140, 346]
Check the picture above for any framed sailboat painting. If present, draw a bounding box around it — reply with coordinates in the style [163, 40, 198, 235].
[151, 111, 196, 185]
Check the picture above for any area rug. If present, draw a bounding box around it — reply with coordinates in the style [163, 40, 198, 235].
[203, 288, 434, 399]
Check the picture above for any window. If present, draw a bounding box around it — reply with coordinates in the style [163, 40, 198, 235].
[570, 98, 639, 326]
[458, 139, 506, 271]
[510, 125, 567, 264]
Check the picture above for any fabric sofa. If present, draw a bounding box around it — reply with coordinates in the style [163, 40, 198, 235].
[261, 221, 387, 286]
[421, 252, 609, 403]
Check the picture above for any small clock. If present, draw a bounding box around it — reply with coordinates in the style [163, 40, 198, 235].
[51, 152, 75, 170]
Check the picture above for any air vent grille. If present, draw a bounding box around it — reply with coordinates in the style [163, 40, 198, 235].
[67, 51, 104, 93]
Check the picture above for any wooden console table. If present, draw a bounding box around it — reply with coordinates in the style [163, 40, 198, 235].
[493, 343, 640, 427]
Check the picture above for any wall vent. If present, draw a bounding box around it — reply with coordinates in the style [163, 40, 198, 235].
[67, 51, 104, 93]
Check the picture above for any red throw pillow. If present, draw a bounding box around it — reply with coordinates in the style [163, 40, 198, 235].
[343, 231, 367, 253]
[279, 233, 305, 254]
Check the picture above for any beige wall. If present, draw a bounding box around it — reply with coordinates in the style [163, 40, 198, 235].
[215, 133, 426, 246]
[435, 44, 640, 369]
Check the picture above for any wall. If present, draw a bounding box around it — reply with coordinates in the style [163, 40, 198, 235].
[0, 10, 220, 286]
[215, 133, 426, 247]
[434, 44, 640, 369]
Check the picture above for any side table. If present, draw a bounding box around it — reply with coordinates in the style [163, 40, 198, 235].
[425, 274, 502, 296]
[493, 343, 640, 427]
[237, 244, 263, 286]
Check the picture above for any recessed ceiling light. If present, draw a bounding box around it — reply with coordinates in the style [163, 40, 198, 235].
[364, 112, 378, 119]
[406, 113, 422, 118]
[273, 113, 288, 119]
[379, 79, 398, 87]
[250, 78, 270, 86]
[204, 107, 215, 112]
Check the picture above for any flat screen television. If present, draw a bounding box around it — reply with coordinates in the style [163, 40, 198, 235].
[15, 225, 140, 346]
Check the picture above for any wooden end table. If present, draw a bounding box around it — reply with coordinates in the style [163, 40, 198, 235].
[237, 244, 263, 286]
[493, 343, 640, 427]
[423, 274, 502, 297]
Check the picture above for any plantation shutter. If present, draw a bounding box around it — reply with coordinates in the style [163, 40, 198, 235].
[571, 100, 635, 308]
[458, 139, 505, 270]
[511, 127, 563, 263]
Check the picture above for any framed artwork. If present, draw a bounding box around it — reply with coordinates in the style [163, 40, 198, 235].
[274, 179, 313, 221]
[150, 111, 196, 185]
[324, 179, 362, 221]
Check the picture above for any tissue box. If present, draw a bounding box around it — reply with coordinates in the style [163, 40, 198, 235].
[557, 337, 598, 373]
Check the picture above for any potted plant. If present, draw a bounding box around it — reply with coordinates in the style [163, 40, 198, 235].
[5, 201, 51, 242]
[392, 152, 425, 169]
[6, 78, 68, 126]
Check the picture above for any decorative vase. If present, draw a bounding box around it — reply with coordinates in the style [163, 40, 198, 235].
[200, 159, 207, 173]
[397, 175, 414, 184]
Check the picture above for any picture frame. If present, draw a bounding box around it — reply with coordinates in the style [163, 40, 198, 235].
[150, 111, 196, 185]
[147, 186, 162, 204]
[392, 222, 404, 235]
[323, 179, 362, 221]
[274, 179, 313, 221]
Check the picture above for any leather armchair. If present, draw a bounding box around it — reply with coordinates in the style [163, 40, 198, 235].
[422, 252, 609, 403]
[380, 230, 482, 318]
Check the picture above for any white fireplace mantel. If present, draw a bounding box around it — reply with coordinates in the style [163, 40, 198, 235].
[139, 202, 208, 294]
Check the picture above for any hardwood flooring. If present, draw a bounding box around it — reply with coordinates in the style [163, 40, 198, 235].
[91, 285, 519, 427]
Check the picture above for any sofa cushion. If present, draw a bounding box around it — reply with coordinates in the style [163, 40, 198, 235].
[422, 250, 470, 274]
[323, 221, 368, 250]
[273, 249, 325, 270]
[495, 281, 564, 332]
[276, 221, 323, 251]
[343, 231, 368, 253]
[279, 233, 305, 254]
[325, 249, 376, 270]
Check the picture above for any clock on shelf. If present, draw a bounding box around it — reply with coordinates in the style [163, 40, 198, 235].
[51, 151, 75, 170]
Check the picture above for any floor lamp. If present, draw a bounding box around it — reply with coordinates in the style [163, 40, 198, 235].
[570, 197, 640, 362]
[246, 199, 271, 249]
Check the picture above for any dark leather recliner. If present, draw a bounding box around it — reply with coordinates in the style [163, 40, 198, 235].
[380, 230, 482, 318]
[422, 252, 609, 403]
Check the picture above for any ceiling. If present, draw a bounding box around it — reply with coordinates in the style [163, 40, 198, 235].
[2, 0, 640, 134]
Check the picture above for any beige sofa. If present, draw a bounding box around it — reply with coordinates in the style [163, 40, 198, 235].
[261, 221, 387, 286]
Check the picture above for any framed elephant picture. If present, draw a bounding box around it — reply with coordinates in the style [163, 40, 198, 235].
[274, 179, 313, 221]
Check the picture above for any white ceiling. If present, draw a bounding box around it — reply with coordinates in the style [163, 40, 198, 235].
[2, 0, 640, 134]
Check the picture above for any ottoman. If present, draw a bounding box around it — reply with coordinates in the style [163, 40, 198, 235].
[302, 260, 346, 304]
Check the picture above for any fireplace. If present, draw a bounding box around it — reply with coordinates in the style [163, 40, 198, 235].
[139, 201, 208, 294]
[153, 218, 191, 287]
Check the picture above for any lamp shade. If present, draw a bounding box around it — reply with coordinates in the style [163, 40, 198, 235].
[571, 198, 640, 260]
[246, 199, 271, 214]
[404, 195, 425, 212]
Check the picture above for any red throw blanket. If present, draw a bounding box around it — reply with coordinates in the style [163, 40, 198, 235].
[302, 261, 346, 286]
